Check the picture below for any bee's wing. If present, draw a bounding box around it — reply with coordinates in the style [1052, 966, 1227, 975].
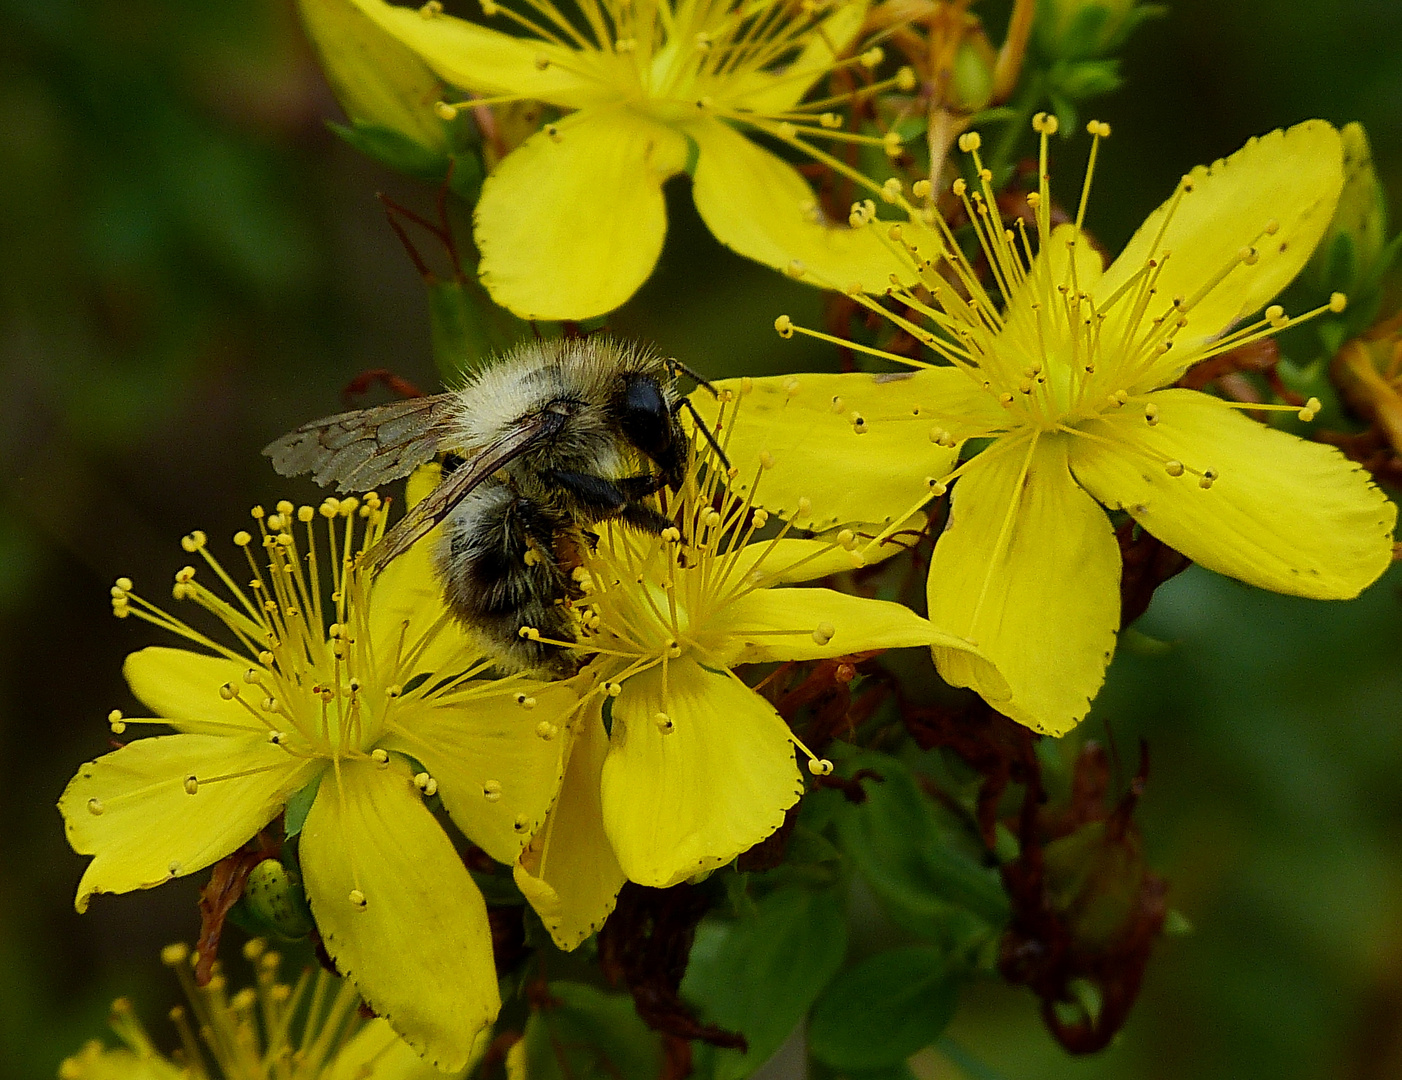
[262, 394, 460, 493]
[365, 410, 567, 572]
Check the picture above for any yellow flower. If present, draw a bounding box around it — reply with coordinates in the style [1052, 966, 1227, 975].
[347, 0, 926, 319]
[59, 940, 470, 1080]
[510, 398, 1004, 947]
[59, 489, 575, 1070]
[699, 118, 1398, 736]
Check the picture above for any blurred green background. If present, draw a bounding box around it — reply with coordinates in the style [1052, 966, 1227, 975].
[1, 0, 1399, 1078]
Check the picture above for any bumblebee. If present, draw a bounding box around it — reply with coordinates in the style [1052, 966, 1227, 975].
[264, 338, 719, 673]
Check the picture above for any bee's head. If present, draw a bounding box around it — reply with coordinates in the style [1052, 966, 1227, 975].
[615, 372, 686, 488]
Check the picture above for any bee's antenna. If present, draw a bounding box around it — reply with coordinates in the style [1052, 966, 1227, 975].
[679, 397, 732, 472]
[664, 357, 719, 396]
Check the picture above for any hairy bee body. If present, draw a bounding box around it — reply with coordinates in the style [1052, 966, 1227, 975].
[265, 337, 703, 674]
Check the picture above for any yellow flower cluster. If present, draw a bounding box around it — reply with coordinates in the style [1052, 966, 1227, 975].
[59, 0, 1400, 1072]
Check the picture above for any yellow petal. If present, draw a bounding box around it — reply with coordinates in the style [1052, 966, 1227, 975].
[692, 368, 1004, 531]
[298, 0, 448, 151]
[726, 0, 868, 114]
[1093, 121, 1343, 387]
[476, 106, 690, 320]
[348, 0, 597, 109]
[60, 735, 312, 912]
[327, 1017, 483, 1080]
[301, 759, 499, 1072]
[514, 706, 626, 951]
[378, 680, 576, 866]
[366, 515, 473, 679]
[686, 118, 923, 293]
[122, 648, 266, 736]
[927, 435, 1120, 735]
[601, 659, 801, 887]
[715, 587, 1004, 694]
[1069, 388, 1397, 598]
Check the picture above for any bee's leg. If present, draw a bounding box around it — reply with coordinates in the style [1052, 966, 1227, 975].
[438, 484, 579, 677]
[673, 396, 732, 471]
[542, 470, 676, 535]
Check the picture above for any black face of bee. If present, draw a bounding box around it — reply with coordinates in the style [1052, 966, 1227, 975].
[615, 372, 687, 489]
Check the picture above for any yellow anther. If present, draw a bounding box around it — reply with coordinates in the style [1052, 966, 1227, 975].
[516, 692, 537, 708]
[694, 30, 712, 50]
[775, 315, 794, 338]
[605, 682, 623, 697]
[830, 396, 845, 414]
[1329, 292, 1348, 313]
[513, 814, 529, 832]
[180, 530, 207, 553]
[999, 392, 1015, 407]
[881, 177, 902, 203]
[1264, 218, 1280, 235]
[545, 124, 561, 142]
[820, 112, 842, 129]
[785, 259, 806, 279]
[1164, 460, 1185, 477]
[896, 66, 916, 91]
[703, 508, 723, 528]
[797, 496, 812, 517]
[752, 509, 769, 528]
[87, 797, 104, 816]
[108, 708, 125, 734]
[371, 748, 390, 766]
[1144, 403, 1160, 426]
[811, 621, 835, 646]
[654, 711, 675, 733]
[161, 943, 189, 966]
[349, 889, 367, 909]
[808, 758, 834, 776]
[951, 178, 967, 197]
[882, 131, 903, 158]
[851, 413, 868, 434]
[784, 377, 801, 396]
[183, 775, 199, 795]
[268, 731, 285, 745]
[927, 478, 948, 496]
[434, 101, 459, 121]
[860, 46, 884, 68]
[1026, 191, 1042, 209]
[535, 720, 558, 740]
[1265, 304, 1287, 327]
[1199, 469, 1218, 490]
[662, 525, 683, 542]
[912, 179, 932, 199]
[297, 505, 314, 522]
[1087, 120, 1111, 138]
[1241, 247, 1259, 266]
[837, 529, 857, 550]
[958, 131, 982, 152]
[1298, 397, 1322, 422]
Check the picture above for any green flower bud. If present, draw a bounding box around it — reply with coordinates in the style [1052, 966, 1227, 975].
[297, 0, 450, 157]
[242, 857, 314, 939]
[1309, 122, 1391, 299]
[1035, 0, 1164, 61]
[949, 33, 997, 113]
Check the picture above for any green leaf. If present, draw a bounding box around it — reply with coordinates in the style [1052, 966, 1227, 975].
[328, 120, 449, 181]
[426, 276, 526, 381]
[810, 947, 959, 1069]
[283, 773, 323, 838]
[682, 884, 847, 1080]
[522, 982, 662, 1080]
[832, 753, 1008, 939]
